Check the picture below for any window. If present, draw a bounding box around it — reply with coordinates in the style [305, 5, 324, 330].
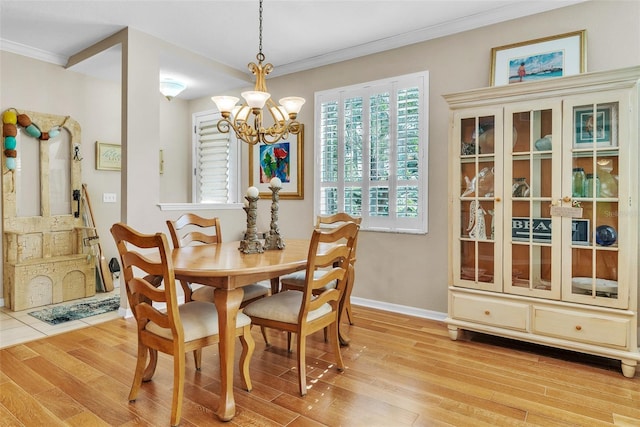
[192, 110, 240, 204]
[315, 72, 429, 233]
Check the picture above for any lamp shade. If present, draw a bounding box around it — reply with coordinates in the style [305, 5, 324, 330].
[279, 96, 305, 116]
[233, 105, 251, 122]
[270, 105, 288, 123]
[212, 96, 240, 113]
[242, 91, 271, 109]
[159, 79, 187, 100]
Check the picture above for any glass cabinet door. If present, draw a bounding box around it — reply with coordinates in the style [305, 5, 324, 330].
[563, 99, 626, 309]
[454, 111, 502, 292]
[504, 103, 562, 299]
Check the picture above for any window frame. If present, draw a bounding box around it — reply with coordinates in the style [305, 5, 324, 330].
[314, 71, 429, 234]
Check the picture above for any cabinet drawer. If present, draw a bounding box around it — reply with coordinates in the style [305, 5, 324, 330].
[533, 307, 630, 349]
[451, 293, 529, 331]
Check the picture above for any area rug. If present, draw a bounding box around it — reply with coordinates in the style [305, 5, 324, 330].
[28, 296, 120, 325]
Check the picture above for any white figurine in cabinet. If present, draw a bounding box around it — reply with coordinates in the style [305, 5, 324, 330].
[467, 200, 487, 240]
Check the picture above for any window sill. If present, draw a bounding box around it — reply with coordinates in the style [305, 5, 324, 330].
[157, 202, 243, 211]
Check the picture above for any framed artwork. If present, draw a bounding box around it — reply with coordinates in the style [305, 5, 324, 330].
[95, 142, 121, 171]
[573, 105, 617, 148]
[490, 30, 586, 86]
[249, 125, 304, 199]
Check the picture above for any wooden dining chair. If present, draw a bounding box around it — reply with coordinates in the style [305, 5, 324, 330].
[111, 222, 254, 427]
[243, 222, 359, 396]
[166, 213, 270, 306]
[280, 213, 362, 325]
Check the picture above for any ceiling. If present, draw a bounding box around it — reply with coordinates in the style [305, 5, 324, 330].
[0, 0, 584, 100]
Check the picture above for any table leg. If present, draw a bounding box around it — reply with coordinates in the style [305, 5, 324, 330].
[270, 277, 280, 295]
[213, 287, 243, 421]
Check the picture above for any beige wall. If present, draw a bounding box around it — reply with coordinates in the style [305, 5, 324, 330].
[245, 0, 640, 313]
[1, 0, 639, 314]
[0, 51, 122, 296]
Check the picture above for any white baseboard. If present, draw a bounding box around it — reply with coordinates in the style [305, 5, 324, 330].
[2, 293, 445, 325]
[351, 296, 447, 322]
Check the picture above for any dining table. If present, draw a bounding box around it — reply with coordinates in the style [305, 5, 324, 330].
[170, 238, 353, 421]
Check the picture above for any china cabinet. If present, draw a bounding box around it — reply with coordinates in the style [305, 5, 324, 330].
[444, 66, 640, 377]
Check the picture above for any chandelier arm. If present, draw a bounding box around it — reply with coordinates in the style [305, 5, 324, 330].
[216, 118, 232, 134]
[236, 121, 260, 145]
[260, 131, 286, 146]
[218, 117, 263, 145]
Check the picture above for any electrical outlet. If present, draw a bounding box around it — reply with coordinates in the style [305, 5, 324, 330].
[103, 193, 117, 203]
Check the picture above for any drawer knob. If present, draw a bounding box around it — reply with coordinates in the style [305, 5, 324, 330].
[484, 310, 491, 315]
[575, 325, 582, 331]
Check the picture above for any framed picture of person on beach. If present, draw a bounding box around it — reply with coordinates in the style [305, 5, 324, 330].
[490, 30, 586, 86]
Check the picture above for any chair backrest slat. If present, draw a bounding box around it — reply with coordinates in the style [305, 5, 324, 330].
[167, 213, 222, 248]
[316, 213, 361, 263]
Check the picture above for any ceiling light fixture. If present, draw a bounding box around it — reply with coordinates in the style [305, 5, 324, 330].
[159, 78, 187, 100]
[211, 0, 304, 145]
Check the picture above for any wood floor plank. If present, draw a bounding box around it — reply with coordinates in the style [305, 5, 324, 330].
[1, 306, 638, 426]
[22, 355, 137, 425]
[34, 387, 87, 421]
[2, 344, 39, 361]
[0, 350, 56, 396]
[0, 381, 65, 426]
[25, 341, 104, 384]
[0, 400, 25, 427]
[63, 411, 113, 427]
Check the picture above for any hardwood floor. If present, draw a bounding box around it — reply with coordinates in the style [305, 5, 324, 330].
[1, 305, 639, 426]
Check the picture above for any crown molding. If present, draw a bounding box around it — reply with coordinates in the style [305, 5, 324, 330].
[271, 0, 587, 77]
[0, 38, 67, 65]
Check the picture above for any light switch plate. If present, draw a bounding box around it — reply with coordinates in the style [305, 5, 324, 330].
[103, 193, 117, 203]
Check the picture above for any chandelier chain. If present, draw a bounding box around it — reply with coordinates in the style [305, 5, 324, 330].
[257, 0, 264, 62]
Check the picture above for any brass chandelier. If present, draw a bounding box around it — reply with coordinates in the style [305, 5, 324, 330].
[211, 0, 305, 145]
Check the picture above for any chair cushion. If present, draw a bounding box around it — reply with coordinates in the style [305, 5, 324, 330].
[243, 283, 271, 300]
[280, 270, 337, 290]
[242, 290, 331, 324]
[145, 301, 251, 342]
[192, 283, 269, 302]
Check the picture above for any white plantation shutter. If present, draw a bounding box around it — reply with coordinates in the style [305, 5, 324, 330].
[193, 111, 239, 204]
[315, 71, 429, 234]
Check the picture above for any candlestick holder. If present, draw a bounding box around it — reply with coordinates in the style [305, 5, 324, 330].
[264, 184, 285, 250]
[239, 192, 264, 254]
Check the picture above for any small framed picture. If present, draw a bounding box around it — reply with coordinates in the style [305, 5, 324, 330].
[573, 104, 617, 148]
[490, 30, 586, 86]
[249, 125, 304, 199]
[95, 142, 121, 171]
